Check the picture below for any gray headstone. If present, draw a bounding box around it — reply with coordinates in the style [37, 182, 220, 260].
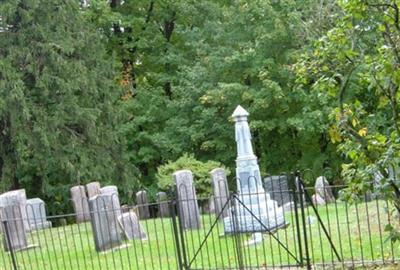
[0, 189, 30, 231]
[100, 186, 122, 222]
[136, 190, 150, 219]
[86, 182, 101, 198]
[315, 176, 335, 203]
[311, 194, 326, 206]
[118, 212, 147, 240]
[1, 204, 28, 251]
[156, 192, 169, 217]
[174, 170, 201, 230]
[26, 198, 52, 230]
[264, 175, 292, 207]
[210, 168, 230, 219]
[70, 185, 90, 223]
[89, 194, 123, 252]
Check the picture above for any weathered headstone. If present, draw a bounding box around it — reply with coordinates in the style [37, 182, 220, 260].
[86, 182, 101, 198]
[0, 189, 30, 231]
[174, 170, 201, 230]
[118, 212, 147, 240]
[89, 194, 123, 252]
[211, 168, 230, 219]
[264, 175, 292, 207]
[100, 186, 122, 222]
[26, 198, 52, 230]
[136, 190, 150, 219]
[70, 185, 90, 223]
[311, 194, 326, 206]
[1, 204, 28, 251]
[156, 192, 169, 217]
[315, 176, 335, 203]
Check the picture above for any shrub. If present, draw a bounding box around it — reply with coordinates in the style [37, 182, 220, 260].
[156, 154, 230, 198]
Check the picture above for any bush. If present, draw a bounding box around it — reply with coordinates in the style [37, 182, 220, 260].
[156, 154, 230, 198]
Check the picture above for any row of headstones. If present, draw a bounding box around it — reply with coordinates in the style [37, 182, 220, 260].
[70, 182, 169, 222]
[69, 183, 149, 252]
[263, 175, 336, 208]
[67, 168, 230, 252]
[0, 189, 52, 252]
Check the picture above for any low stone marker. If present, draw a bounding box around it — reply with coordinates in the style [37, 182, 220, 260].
[311, 194, 326, 206]
[100, 186, 122, 222]
[210, 168, 230, 219]
[26, 198, 52, 230]
[315, 176, 335, 203]
[118, 212, 147, 240]
[0, 189, 30, 231]
[136, 190, 150, 219]
[89, 194, 123, 252]
[86, 182, 101, 198]
[264, 175, 292, 207]
[71, 185, 90, 223]
[174, 170, 201, 230]
[156, 192, 169, 217]
[1, 204, 28, 251]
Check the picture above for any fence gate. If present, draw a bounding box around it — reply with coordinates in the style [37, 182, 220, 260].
[169, 172, 341, 270]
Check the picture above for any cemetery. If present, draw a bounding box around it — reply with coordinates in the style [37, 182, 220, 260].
[0, 106, 399, 269]
[1, 1, 400, 269]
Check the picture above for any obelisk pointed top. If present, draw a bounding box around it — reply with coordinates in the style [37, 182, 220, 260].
[232, 105, 249, 118]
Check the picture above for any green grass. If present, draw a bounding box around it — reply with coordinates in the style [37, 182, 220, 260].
[1, 200, 399, 270]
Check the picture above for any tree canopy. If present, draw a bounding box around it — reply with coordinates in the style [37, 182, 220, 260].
[0, 0, 135, 213]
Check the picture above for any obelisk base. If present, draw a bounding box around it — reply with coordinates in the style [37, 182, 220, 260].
[223, 193, 285, 234]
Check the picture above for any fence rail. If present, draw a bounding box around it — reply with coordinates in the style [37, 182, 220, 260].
[1, 176, 400, 269]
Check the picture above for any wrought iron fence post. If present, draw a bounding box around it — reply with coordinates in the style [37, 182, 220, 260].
[292, 173, 303, 267]
[231, 194, 245, 270]
[170, 199, 185, 270]
[296, 171, 311, 270]
[169, 185, 189, 270]
[2, 220, 18, 270]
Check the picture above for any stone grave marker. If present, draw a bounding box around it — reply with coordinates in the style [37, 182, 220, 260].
[86, 182, 101, 198]
[210, 168, 230, 219]
[1, 204, 28, 251]
[70, 185, 90, 223]
[26, 198, 52, 230]
[89, 194, 123, 252]
[174, 170, 201, 230]
[118, 212, 147, 240]
[156, 192, 169, 217]
[0, 189, 30, 231]
[264, 175, 292, 207]
[136, 190, 150, 219]
[100, 186, 121, 222]
[315, 176, 335, 203]
[311, 194, 326, 206]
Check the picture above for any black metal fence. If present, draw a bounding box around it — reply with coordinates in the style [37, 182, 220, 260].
[1, 173, 400, 270]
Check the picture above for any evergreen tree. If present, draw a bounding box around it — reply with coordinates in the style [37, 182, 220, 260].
[0, 0, 135, 213]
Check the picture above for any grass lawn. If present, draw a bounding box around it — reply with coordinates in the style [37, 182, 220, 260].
[1, 200, 399, 270]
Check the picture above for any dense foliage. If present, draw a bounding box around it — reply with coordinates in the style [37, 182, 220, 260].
[0, 0, 135, 213]
[157, 154, 229, 198]
[85, 0, 343, 189]
[296, 0, 400, 200]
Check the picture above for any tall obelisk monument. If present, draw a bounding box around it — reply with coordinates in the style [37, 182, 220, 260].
[232, 105, 264, 195]
[224, 106, 285, 244]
